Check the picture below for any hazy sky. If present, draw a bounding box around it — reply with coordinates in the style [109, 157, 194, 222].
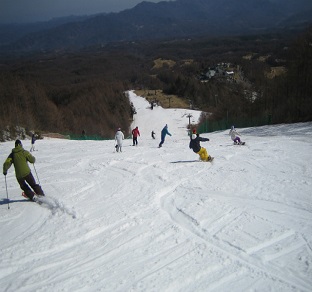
[0, 0, 168, 24]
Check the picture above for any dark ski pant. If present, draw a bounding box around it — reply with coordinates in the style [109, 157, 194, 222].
[133, 137, 138, 146]
[17, 172, 44, 198]
[159, 136, 165, 147]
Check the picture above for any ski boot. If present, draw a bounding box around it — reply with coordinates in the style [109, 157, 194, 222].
[22, 191, 36, 201]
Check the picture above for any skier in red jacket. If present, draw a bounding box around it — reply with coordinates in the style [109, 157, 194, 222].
[132, 126, 140, 146]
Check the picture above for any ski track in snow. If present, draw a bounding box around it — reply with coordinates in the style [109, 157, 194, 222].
[0, 91, 312, 291]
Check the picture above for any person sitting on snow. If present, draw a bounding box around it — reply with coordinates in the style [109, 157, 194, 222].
[189, 133, 213, 161]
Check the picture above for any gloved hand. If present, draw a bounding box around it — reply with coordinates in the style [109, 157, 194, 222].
[3, 171, 7, 175]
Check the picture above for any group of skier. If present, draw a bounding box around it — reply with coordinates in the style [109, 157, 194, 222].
[114, 124, 173, 151]
[3, 124, 243, 202]
[117, 124, 243, 164]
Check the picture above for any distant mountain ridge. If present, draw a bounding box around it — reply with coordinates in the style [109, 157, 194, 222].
[0, 15, 94, 47]
[1, 0, 312, 54]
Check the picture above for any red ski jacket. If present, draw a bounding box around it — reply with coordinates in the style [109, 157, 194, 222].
[132, 127, 140, 138]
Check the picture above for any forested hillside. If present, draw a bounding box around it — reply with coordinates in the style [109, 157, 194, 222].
[0, 27, 311, 140]
[0, 52, 137, 140]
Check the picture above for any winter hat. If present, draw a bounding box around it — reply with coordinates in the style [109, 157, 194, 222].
[15, 139, 22, 147]
[191, 134, 197, 140]
[192, 129, 197, 134]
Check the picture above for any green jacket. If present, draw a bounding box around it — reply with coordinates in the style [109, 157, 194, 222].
[3, 145, 35, 179]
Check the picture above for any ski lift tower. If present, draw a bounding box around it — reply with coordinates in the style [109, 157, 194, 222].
[186, 113, 193, 136]
[187, 113, 193, 126]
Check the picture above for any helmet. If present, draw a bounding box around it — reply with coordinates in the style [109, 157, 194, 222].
[15, 139, 22, 147]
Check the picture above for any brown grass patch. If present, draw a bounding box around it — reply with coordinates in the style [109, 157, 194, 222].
[134, 89, 190, 109]
[152, 58, 176, 69]
[265, 66, 287, 79]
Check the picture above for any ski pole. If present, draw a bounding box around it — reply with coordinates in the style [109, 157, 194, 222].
[33, 164, 41, 185]
[5, 175, 10, 210]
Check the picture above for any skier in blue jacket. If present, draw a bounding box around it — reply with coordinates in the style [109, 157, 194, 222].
[159, 124, 172, 148]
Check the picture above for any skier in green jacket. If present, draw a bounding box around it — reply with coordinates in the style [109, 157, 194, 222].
[3, 139, 44, 201]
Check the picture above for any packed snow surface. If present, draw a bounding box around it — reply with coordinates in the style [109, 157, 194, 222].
[1, 91, 312, 291]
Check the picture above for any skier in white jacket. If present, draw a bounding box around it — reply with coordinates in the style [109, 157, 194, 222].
[229, 125, 244, 145]
[115, 128, 124, 152]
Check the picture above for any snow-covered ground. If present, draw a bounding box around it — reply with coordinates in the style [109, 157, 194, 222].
[0, 91, 312, 292]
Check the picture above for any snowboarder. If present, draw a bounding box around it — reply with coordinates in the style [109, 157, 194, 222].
[151, 131, 155, 139]
[132, 126, 140, 146]
[3, 139, 45, 201]
[189, 133, 213, 161]
[229, 125, 245, 145]
[30, 133, 36, 152]
[159, 124, 172, 148]
[115, 128, 124, 152]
